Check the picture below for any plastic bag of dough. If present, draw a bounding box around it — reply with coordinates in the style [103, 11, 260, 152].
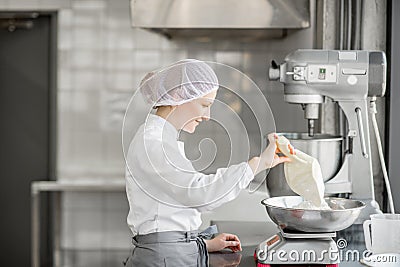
[276, 136, 326, 208]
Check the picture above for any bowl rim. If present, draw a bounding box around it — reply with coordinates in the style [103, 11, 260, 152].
[273, 132, 344, 142]
[261, 196, 366, 212]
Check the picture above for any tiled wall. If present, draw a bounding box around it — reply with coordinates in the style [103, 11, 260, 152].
[55, 1, 314, 181]
[1, 0, 316, 266]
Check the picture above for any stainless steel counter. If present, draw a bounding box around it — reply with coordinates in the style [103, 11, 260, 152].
[31, 183, 368, 267]
[210, 221, 367, 266]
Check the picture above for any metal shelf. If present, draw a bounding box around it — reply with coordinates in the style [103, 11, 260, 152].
[31, 180, 125, 267]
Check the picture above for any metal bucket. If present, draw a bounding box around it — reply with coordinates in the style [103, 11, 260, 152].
[261, 196, 365, 232]
[267, 133, 343, 197]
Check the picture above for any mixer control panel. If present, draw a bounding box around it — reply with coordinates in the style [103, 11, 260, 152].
[307, 64, 337, 83]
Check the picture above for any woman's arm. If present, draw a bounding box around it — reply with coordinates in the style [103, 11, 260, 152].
[126, 132, 289, 209]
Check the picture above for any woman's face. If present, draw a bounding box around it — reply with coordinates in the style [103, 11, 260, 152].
[172, 90, 217, 133]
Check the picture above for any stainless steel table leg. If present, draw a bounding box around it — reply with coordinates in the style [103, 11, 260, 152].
[32, 189, 40, 267]
[54, 192, 61, 267]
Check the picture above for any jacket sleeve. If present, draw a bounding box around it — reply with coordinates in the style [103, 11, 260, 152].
[127, 137, 254, 209]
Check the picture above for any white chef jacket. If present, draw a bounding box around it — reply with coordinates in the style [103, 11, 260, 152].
[125, 114, 254, 235]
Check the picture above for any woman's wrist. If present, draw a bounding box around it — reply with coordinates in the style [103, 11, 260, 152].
[204, 239, 215, 252]
[248, 157, 262, 175]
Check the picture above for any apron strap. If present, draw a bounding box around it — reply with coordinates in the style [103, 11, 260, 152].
[132, 225, 219, 267]
[195, 236, 209, 267]
[195, 225, 218, 267]
[132, 225, 219, 244]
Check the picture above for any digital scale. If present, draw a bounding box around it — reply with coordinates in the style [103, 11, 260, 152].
[255, 227, 339, 266]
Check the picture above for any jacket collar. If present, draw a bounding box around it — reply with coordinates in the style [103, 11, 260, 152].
[145, 114, 179, 141]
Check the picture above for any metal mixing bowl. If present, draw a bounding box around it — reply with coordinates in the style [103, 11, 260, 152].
[266, 133, 343, 197]
[261, 196, 365, 232]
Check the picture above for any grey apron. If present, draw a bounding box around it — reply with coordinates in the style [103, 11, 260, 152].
[123, 225, 218, 267]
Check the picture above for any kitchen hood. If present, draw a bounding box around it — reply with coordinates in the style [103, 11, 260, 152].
[130, 0, 310, 40]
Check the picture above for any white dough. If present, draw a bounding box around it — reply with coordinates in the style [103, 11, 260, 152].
[294, 200, 331, 210]
[276, 136, 328, 208]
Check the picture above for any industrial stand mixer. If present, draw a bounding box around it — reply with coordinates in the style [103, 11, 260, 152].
[256, 49, 387, 266]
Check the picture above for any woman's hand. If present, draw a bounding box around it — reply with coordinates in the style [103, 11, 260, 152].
[265, 133, 294, 168]
[248, 133, 292, 175]
[204, 233, 242, 252]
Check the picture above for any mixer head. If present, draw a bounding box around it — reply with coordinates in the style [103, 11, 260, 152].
[269, 49, 386, 137]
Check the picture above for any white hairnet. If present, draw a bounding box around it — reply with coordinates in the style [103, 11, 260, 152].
[139, 59, 219, 107]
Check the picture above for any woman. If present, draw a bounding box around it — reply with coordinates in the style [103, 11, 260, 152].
[125, 59, 291, 266]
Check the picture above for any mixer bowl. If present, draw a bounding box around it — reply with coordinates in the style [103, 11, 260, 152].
[261, 196, 365, 232]
[267, 133, 343, 197]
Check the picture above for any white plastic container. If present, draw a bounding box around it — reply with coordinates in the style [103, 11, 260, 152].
[363, 214, 400, 254]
